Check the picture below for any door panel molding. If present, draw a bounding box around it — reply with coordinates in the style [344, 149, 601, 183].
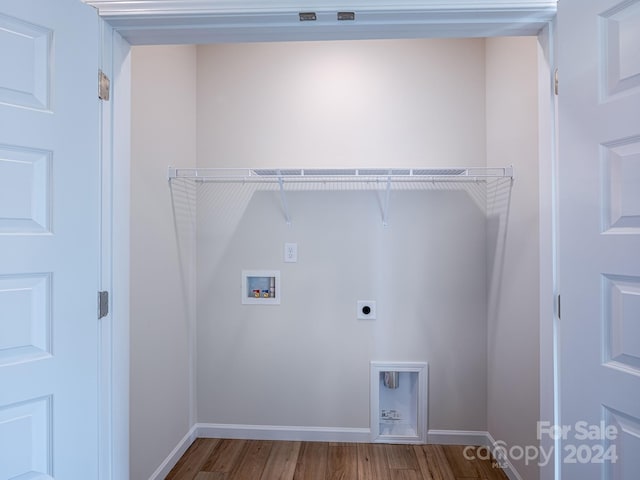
[0, 12, 52, 111]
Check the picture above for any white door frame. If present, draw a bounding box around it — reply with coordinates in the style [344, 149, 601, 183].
[92, 2, 558, 479]
[98, 22, 132, 480]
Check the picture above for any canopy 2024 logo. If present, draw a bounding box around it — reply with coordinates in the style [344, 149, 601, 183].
[463, 421, 618, 468]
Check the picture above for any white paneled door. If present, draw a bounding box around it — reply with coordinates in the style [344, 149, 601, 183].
[559, 0, 640, 479]
[0, 1, 100, 479]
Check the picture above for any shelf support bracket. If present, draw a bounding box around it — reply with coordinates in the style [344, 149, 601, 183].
[505, 164, 514, 178]
[167, 166, 177, 182]
[277, 171, 292, 226]
[382, 174, 392, 227]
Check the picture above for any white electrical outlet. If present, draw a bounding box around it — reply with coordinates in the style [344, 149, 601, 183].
[284, 243, 297, 263]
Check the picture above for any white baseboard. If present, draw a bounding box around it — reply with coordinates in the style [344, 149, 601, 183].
[428, 430, 522, 480]
[197, 422, 371, 443]
[485, 432, 524, 480]
[148, 424, 198, 480]
[427, 429, 492, 446]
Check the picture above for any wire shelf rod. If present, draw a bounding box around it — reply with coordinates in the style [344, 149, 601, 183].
[167, 166, 514, 183]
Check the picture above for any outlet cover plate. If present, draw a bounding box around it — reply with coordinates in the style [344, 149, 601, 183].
[284, 243, 297, 262]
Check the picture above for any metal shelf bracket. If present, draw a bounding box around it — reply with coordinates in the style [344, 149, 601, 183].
[276, 170, 292, 226]
[382, 174, 392, 227]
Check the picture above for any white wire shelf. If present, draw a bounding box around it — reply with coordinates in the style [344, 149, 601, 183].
[167, 166, 513, 183]
[167, 166, 513, 227]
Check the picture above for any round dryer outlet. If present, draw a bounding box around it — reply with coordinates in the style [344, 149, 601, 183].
[357, 300, 376, 320]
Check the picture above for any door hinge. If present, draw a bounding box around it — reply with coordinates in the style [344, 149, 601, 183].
[98, 69, 110, 101]
[98, 291, 109, 319]
[556, 293, 561, 319]
[554, 69, 559, 96]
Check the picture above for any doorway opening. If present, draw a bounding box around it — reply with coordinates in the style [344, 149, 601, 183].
[123, 33, 553, 480]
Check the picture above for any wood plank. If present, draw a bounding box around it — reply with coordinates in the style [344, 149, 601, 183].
[228, 440, 273, 480]
[414, 445, 456, 480]
[389, 469, 423, 480]
[165, 438, 220, 480]
[412, 445, 436, 480]
[293, 441, 328, 480]
[461, 446, 499, 480]
[260, 441, 301, 480]
[357, 443, 391, 480]
[443, 445, 481, 478]
[469, 446, 509, 480]
[201, 439, 247, 473]
[194, 473, 227, 480]
[386, 444, 419, 470]
[327, 443, 358, 480]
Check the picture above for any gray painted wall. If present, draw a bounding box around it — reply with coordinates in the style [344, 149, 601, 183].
[195, 39, 489, 432]
[486, 36, 541, 480]
[130, 45, 197, 480]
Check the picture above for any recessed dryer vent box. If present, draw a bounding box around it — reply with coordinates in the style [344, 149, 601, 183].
[242, 270, 280, 305]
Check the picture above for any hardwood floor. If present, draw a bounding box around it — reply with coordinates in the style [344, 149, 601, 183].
[165, 439, 509, 480]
